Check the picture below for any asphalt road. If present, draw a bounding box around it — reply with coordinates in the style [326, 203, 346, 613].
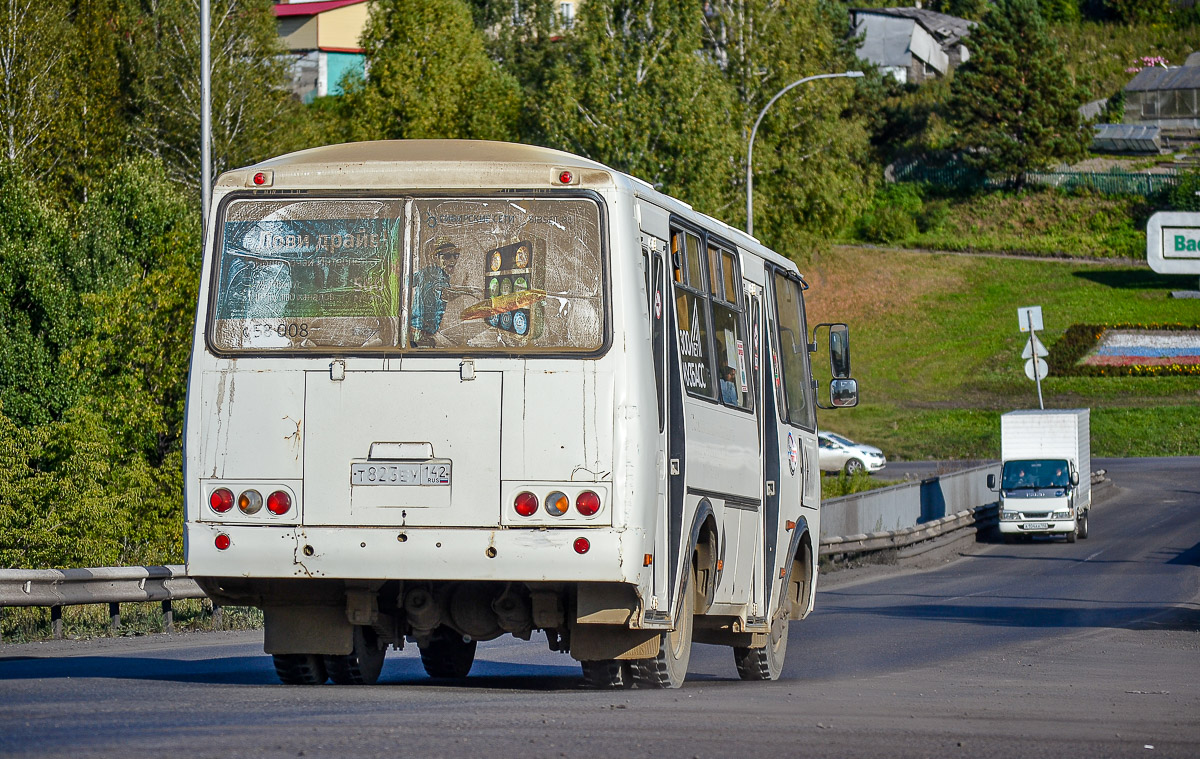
[1, 457, 1197, 758]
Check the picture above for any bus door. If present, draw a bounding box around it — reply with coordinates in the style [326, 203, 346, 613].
[641, 232, 670, 617]
[763, 268, 819, 619]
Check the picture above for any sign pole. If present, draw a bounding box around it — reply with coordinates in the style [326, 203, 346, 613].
[1028, 311, 1044, 410]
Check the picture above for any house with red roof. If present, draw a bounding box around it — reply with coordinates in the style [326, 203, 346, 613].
[274, 0, 373, 102]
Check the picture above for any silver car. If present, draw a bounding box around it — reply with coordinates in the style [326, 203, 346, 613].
[818, 432, 886, 476]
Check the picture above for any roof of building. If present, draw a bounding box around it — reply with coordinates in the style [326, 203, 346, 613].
[273, 0, 368, 18]
[851, 6, 974, 47]
[1125, 63, 1200, 93]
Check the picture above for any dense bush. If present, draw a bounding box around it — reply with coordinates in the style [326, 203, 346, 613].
[854, 183, 925, 243]
[0, 159, 196, 569]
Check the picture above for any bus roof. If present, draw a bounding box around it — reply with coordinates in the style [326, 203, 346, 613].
[218, 139, 802, 276]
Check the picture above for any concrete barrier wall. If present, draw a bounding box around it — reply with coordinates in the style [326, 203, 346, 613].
[820, 463, 1001, 540]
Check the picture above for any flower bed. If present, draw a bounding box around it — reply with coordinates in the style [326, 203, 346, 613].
[1048, 323, 1200, 377]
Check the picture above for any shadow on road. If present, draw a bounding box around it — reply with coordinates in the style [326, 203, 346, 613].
[0, 652, 600, 690]
[825, 601, 1200, 631]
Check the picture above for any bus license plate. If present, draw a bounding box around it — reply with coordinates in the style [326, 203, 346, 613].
[351, 462, 451, 486]
[1023, 522, 1049, 530]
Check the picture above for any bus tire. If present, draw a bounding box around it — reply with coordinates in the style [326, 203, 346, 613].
[632, 562, 694, 689]
[273, 653, 328, 685]
[733, 605, 789, 681]
[419, 627, 477, 679]
[324, 625, 385, 685]
[580, 659, 632, 689]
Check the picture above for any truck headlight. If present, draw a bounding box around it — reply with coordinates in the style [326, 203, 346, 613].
[1001, 510, 1021, 521]
[1052, 509, 1073, 519]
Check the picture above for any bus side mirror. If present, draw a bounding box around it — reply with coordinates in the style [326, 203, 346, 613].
[812, 323, 851, 378]
[1070, 471, 1079, 486]
[830, 378, 858, 407]
[987, 473, 997, 490]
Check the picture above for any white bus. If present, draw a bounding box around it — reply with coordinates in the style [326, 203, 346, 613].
[184, 140, 857, 688]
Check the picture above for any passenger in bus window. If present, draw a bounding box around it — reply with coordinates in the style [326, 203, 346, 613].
[410, 238, 461, 347]
[720, 365, 739, 404]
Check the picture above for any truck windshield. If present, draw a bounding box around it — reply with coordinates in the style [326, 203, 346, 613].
[208, 196, 605, 354]
[1001, 459, 1070, 490]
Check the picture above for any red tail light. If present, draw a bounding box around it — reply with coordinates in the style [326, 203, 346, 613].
[576, 491, 600, 516]
[573, 537, 590, 554]
[215, 533, 231, 550]
[267, 490, 292, 515]
[514, 491, 538, 517]
[209, 488, 234, 513]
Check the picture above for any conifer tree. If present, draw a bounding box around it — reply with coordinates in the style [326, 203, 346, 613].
[946, 0, 1090, 186]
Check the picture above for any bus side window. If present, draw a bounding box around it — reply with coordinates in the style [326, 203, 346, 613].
[771, 271, 816, 429]
[711, 246, 752, 411]
[671, 229, 715, 400]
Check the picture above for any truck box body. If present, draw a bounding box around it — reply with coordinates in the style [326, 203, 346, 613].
[997, 409, 1090, 540]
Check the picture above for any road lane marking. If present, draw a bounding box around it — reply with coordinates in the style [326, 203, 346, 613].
[1083, 550, 1105, 562]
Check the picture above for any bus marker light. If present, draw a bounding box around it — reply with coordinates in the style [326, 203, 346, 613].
[267, 490, 292, 516]
[558, 170, 573, 185]
[209, 488, 234, 513]
[643, 554, 653, 566]
[573, 537, 590, 554]
[545, 491, 569, 516]
[252, 171, 272, 186]
[215, 534, 231, 550]
[785, 520, 796, 531]
[576, 490, 600, 516]
[515, 492, 538, 517]
[779, 567, 787, 579]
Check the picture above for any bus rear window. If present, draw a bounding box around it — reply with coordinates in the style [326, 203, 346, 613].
[209, 197, 605, 353]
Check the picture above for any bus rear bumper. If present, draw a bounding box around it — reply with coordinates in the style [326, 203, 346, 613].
[185, 522, 639, 583]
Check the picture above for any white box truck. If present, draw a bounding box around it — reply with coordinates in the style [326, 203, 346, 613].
[988, 409, 1090, 543]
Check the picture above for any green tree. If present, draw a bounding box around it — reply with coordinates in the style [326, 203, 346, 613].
[464, 0, 566, 140]
[345, 0, 522, 141]
[0, 0, 75, 180]
[703, 0, 874, 249]
[0, 165, 78, 426]
[537, 0, 739, 217]
[946, 0, 1090, 186]
[126, 0, 299, 191]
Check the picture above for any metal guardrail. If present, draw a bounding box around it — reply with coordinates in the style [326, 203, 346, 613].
[0, 565, 205, 638]
[820, 503, 997, 558]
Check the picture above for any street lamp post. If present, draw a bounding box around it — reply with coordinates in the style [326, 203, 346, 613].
[745, 71, 864, 236]
[201, 0, 212, 231]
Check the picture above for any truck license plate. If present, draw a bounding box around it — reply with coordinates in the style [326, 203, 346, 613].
[351, 462, 451, 486]
[1023, 522, 1049, 530]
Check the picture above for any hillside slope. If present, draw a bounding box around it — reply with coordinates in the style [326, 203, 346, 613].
[803, 246, 1200, 460]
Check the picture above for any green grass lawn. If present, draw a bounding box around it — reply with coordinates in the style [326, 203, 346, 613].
[804, 247, 1200, 460]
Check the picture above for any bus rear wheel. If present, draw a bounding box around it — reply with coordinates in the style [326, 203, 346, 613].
[580, 659, 632, 689]
[733, 605, 789, 681]
[419, 627, 477, 679]
[273, 653, 328, 685]
[324, 625, 385, 685]
[632, 562, 694, 689]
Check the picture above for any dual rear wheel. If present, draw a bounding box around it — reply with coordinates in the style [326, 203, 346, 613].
[272, 625, 385, 685]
